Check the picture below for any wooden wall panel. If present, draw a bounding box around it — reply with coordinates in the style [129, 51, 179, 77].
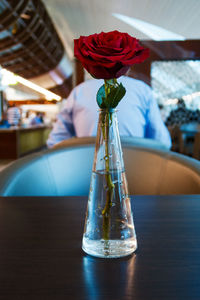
[129, 40, 200, 86]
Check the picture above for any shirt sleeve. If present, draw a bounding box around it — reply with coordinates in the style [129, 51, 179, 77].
[145, 90, 172, 149]
[46, 91, 76, 148]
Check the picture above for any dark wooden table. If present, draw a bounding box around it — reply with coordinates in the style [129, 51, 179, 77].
[0, 195, 200, 300]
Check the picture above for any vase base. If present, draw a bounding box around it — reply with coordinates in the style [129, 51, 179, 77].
[82, 237, 137, 258]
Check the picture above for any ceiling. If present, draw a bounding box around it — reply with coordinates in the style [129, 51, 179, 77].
[44, 0, 200, 61]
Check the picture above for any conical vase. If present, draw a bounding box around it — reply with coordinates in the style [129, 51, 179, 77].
[82, 109, 137, 258]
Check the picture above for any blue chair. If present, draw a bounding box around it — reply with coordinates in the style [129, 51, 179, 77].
[0, 136, 200, 196]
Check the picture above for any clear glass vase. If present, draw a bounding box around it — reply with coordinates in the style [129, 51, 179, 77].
[82, 109, 137, 258]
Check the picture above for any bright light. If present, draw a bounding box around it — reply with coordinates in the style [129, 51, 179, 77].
[1, 69, 18, 86]
[1, 69, 61, 101]
[165, 98, 179, 106]
[165, 91, 200, 106]
[112, 13, 186, 41]
[183, 91, 200, 101]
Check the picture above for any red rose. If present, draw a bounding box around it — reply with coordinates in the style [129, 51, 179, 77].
[74, 30, 149, 79]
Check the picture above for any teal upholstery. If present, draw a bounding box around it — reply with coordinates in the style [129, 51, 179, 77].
[0, 136, 200, 196]
[0, 146, 94, 196]
[52, 136, 169, 151]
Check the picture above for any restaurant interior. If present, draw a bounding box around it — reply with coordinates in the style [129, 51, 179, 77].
[0, 1, 200, 163]
[0, 0, 200, 299]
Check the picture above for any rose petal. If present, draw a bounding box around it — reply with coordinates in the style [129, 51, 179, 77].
[74, 31, 149, 79]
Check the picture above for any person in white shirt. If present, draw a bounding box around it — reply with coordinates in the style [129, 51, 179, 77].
[47, 76, 172, 149]
[7, 104, 21, 126]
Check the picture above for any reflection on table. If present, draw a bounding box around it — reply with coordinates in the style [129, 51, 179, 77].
[0, 195, 200, 299]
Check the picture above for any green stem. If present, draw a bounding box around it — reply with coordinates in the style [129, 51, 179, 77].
[102, 81, 115, 241]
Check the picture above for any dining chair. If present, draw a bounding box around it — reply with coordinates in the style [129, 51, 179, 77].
[0, 136, 200, 196]
[193, 132, 200, 160]
[52, 136, 169, 150]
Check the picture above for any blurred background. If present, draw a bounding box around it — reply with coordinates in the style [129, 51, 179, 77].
[0, 0, 200, 162]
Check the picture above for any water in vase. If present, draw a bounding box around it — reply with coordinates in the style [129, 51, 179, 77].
[82, 169, 137, 258]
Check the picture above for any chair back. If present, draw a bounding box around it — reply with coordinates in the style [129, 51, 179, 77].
[0, 136, 200, 196]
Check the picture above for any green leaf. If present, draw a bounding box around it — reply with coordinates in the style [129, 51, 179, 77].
[96, 82, 126, 109]
[96, 84, 106, 108]
[106, 83, 126, 108]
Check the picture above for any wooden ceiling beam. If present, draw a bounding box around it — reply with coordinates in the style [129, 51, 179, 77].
[0, 0, 64, 79]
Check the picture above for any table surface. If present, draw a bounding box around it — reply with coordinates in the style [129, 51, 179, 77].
[0, 195, 200, 300]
